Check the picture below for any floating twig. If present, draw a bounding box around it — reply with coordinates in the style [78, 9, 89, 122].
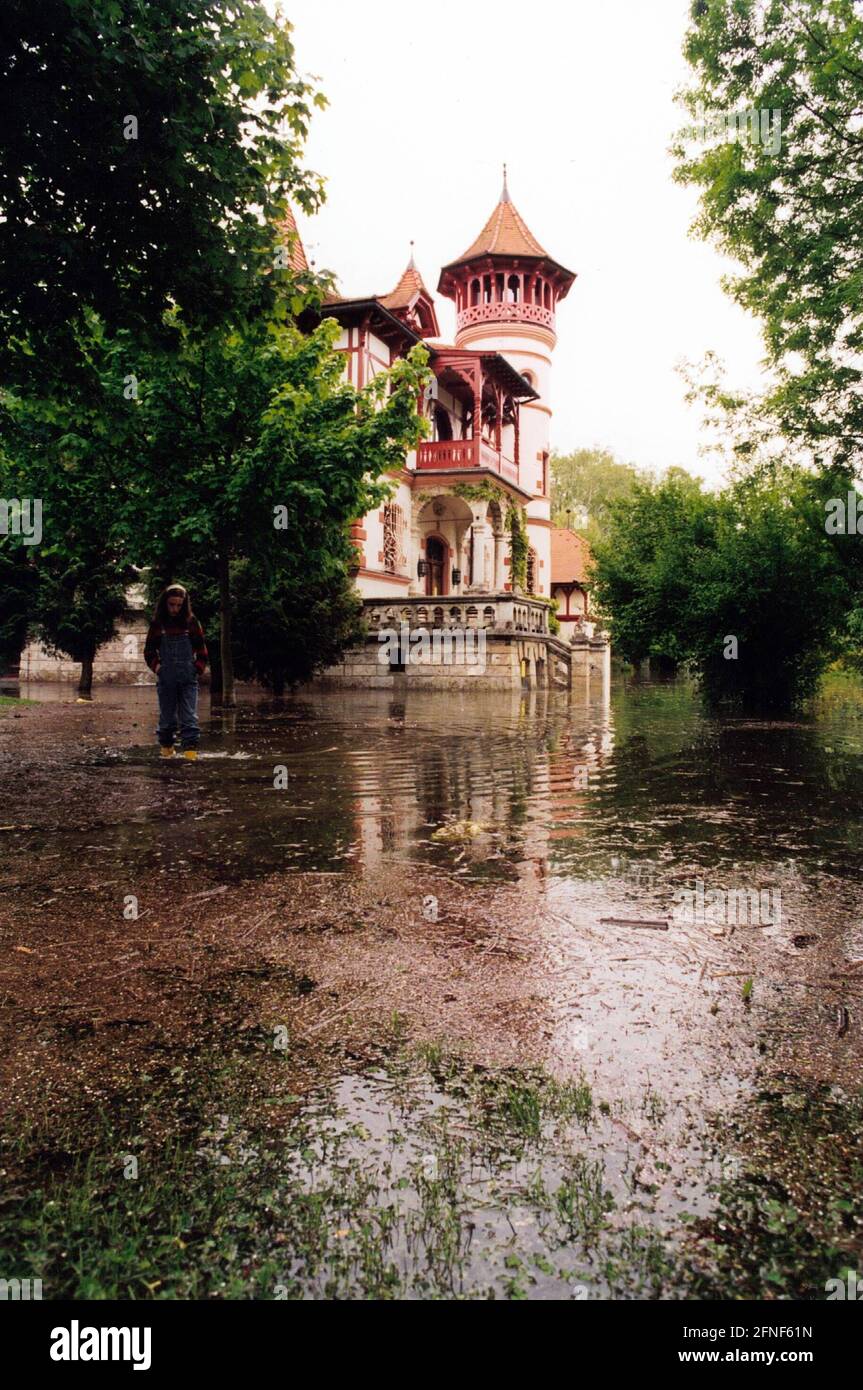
[599, 917, 669, 931]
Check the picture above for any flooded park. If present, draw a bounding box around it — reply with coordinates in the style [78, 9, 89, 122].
[1, 674, 861, 1299]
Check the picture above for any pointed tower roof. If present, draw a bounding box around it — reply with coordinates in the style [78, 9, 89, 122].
[454, 166, 548, 262]
[380, 243, 440, 337]
[277, 203, 309, 274]
[438, 170, 575, 299]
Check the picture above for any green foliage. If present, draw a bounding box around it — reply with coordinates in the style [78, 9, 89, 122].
[507, 502, 529, 592]
[842, 605, 863, 675]
[450, 481, 530, 592]
[0, 542, 38, 672]
[122, 315, 431, 690]
[550, 447, 643, 542]
[526, 594, 561, 636]
[231, 556, 364, 693]
[0, 367, 135, 683]
[592, 464, 858, 711]
[672, 0, 863, 464]
[451, 481, 506, 505]
[1, 304, 430, 691]
[0, 0, 329, 357]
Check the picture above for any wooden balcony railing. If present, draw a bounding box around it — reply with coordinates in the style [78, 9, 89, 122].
[416, 437, 519, 485]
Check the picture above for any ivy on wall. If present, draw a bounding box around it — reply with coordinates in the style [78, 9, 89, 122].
[417, 481, 530, 593]
[507, 502, 529, 591]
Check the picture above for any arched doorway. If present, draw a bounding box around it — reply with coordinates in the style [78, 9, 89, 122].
[425, 536, 447, 596]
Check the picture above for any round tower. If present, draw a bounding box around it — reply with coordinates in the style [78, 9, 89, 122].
[437, 170, 575, 597]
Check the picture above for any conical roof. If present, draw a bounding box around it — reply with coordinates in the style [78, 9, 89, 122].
[380, 250, 434, 311]
[451, 170, 548, 263]
[380, 246, 440, 336]
[438, 171, 575, 294]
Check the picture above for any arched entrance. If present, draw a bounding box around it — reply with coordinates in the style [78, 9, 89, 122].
[425, 535, 447, 596]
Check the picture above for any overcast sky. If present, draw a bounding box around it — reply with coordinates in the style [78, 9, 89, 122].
[282, 0, 767, 486]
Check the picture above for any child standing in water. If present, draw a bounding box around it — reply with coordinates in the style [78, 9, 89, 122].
[144, 585, 209, 760]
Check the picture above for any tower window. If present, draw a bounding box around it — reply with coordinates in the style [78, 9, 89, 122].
[470, 278, 480, 306]
[507, 274, 520, 303]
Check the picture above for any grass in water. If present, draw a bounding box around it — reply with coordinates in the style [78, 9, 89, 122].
[0, 1040, 670, 1300]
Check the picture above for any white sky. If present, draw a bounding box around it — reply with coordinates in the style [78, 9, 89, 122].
[282, 0, 767, 486]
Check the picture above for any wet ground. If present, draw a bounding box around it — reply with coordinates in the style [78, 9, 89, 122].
[1, 675, 862, 1298]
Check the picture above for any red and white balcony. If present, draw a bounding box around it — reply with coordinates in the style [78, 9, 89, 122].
[415, 437, 519, 485]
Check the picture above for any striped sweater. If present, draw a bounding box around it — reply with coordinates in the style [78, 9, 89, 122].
[144, 618, 209, 675]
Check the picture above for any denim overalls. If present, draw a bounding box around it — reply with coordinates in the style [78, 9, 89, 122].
[156, 626, 200, 750]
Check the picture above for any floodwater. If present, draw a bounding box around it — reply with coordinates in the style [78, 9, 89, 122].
[3, 674, 863, 1297]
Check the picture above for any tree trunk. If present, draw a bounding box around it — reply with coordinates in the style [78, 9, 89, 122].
[78, 646, 95, 699]
[217, 547, 235, 708]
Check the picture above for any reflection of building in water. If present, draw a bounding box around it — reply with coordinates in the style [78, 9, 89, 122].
[344, 689, 612, 877]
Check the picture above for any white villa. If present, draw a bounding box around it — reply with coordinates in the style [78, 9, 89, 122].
[18, 175, 607, 692]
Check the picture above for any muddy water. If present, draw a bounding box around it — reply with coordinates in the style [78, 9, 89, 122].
[12, 675, 863, 1090]
[5, 674, 863, 1295]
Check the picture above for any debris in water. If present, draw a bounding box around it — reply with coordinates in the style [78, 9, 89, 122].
[431, 821, 493, 842]
[599, 917, 670, 931]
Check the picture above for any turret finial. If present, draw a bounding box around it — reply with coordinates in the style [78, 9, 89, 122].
[501, 163, 510, 203]
[408, 238, 416, 269]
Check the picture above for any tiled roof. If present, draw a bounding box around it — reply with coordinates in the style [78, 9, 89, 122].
[551, 527, 592, 585]
[277, 204, 309, 274]
[437, 175, 576, 294]
[454, 195, 548, 263]
[380, 255, 433, 311]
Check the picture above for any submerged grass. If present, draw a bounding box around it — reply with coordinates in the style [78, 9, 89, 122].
[0, 1039, 670, 1300]
[4, 1036, 859, 1300]
[682, 1081, 863, 1299]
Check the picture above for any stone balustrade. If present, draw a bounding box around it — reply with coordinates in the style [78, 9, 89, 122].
[362, 594, 551, 636]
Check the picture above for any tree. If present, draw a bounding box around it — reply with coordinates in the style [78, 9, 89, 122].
[34, 547, 132, 699]
[550, 447, 642, 542]
[0, 0, 327, 361]
[231, 557, 363, 694]
[0, 542, 38, 675]
[0, 361, 135, 696]
[592, 464, 857, 711]
[591, 470, 716, 670]
[124, 313, 431, 704]
[673, 0, 863, 465]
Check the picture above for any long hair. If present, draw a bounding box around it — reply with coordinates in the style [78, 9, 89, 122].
[153, 584, 194, 627]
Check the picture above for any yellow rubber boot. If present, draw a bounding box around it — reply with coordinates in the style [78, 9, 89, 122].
[183, 748, 198, 761]
[160, 746, 175, 759]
